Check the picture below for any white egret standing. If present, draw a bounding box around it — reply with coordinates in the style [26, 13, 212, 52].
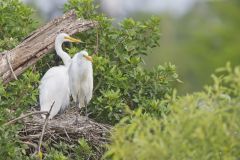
[68, 50, 93, 116]
[39, 33, 81, 119]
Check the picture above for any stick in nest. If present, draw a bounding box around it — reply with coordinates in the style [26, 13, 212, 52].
[38, 101, 55, 160]
[4, 111, 49, 126]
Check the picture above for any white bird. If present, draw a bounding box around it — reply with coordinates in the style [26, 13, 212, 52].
[39, 33, 81, 119]
[68, 50, 93, 116]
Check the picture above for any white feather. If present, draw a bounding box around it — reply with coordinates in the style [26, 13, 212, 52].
[68, 51, 93, 108]
[39, 66, 70, 119]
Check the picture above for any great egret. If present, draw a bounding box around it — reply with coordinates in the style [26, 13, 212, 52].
[39, 33, 81, 119]
[68, 50, 93, 116]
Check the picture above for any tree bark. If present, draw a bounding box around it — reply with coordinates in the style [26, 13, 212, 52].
[0, 10, 97, 84]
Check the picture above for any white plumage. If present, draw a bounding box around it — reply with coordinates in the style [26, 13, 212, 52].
[68, 50, 93, 109]
[39, 66, 70, 119]
[39, 33, 81, 119]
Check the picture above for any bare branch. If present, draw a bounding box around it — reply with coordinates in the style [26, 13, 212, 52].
[4, 111, 48, 126]
[38, 102, 55, 157]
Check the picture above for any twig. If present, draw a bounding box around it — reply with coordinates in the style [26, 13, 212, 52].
[94, 28, 99, 55]
[93, 77, 102, 94]
[64, 128, 71, 142]
[6, 53, 18, 80]
[38, 102, 55, 159]
[4, 111, 48, 126]
[19, 134, 41, 140]
[90, 121, 111, 132]
[20, 141, 38, 150]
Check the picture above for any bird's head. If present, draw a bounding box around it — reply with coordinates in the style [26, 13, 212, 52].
[77, 50, 93, 62]
[56, 33, 81, 43]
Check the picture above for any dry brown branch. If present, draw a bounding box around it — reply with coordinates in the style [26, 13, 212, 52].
[20, 141, 38, 150]
[0, 10, 98, 84]
[4, 111, 48, 126]
[38, 102, 55, 158]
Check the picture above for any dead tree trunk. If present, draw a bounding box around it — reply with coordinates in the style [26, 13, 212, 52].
[0, 10, 97, 84]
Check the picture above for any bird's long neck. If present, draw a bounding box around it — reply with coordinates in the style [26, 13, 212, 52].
[55, 40, 71, 66]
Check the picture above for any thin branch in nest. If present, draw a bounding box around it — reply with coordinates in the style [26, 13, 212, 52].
[64, 128, 71, 142]
[4, 111, 48, 126]
[20, 140, 38, 150]
[38, 102, 55, 159]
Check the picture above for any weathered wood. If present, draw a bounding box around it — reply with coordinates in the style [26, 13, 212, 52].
[0, 10, 97, 84]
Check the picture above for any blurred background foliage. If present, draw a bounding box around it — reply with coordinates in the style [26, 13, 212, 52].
[145, 0, 240, 94]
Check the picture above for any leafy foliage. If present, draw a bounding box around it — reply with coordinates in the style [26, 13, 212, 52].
[1, 71, 39, 117]
[0, 0, 39, 120]
[105, 64, 240, 160]
[65, 0, 178, 124]
[43, 139, 94, 160]
[0, 0, 40, 159]
[212, 62, 240, 97]
[0, 0, 37, 51]
[72, 138, 94, 160]
[0, 125, 30, 160]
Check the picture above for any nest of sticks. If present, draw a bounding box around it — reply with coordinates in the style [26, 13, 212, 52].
[7, 106, 112, 156]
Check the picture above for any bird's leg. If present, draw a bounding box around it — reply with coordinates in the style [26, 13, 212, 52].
[74, 102, 80, 125]
[85, 104, 88, 120]
[74, 114, 78, 125]
[84, 97, 89, 121]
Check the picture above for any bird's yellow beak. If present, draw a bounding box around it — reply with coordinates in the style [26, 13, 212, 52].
[64, 36, 81, 43]
[83, 55, 93, 62]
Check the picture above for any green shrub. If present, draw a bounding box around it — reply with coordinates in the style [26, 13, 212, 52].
[0, 1, 40, 159]
[43, 139, 94, 160]
[0, 0, 39, 119]
[0, 0, 37, 41]
[65, 0, 178, 124]
[0, 125, 30, 160]
[105, 65, 240, 160]
[45, 149, 68, 160]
